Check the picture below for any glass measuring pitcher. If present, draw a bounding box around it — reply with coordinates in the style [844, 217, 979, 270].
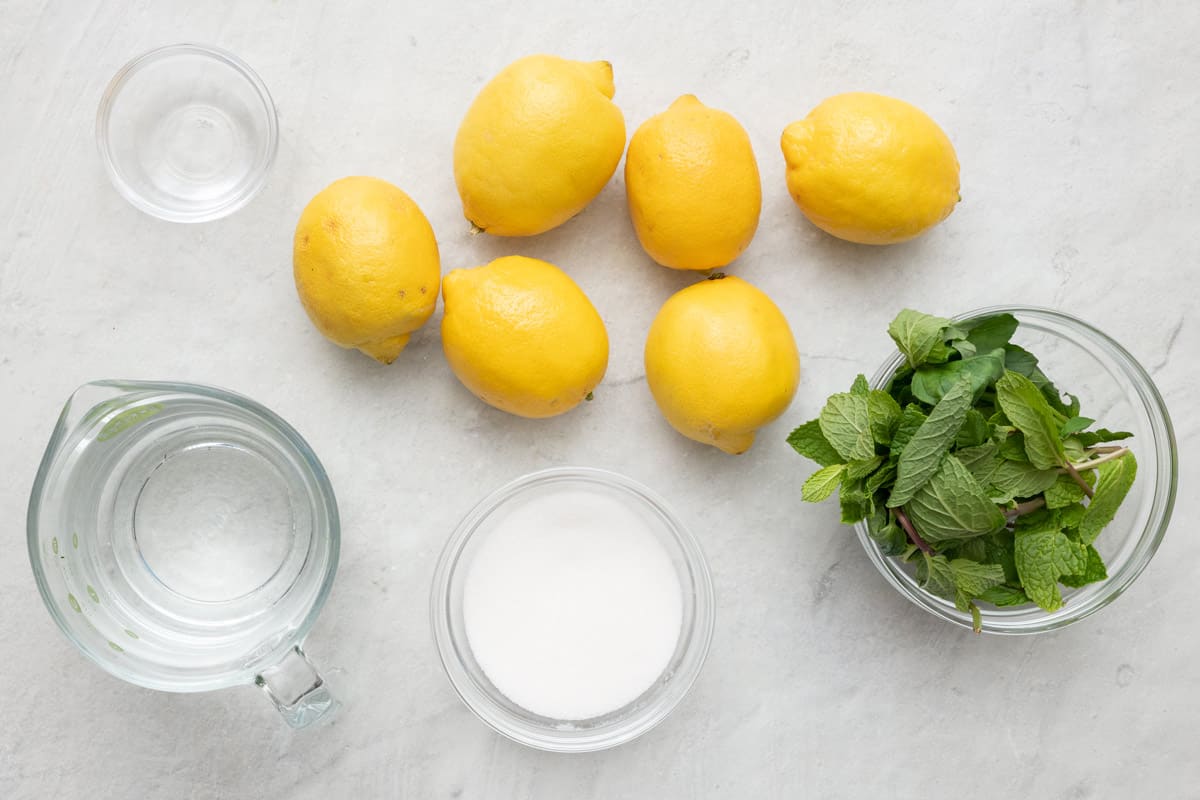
[27, 380, 340, 727]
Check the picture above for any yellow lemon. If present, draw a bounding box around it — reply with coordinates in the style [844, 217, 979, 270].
[453, 54, 626, 236]
[293, 176, 440, 363]
[441, 256, 608, 418]
[780, 92, 959, 245]
[645, 275, 799, 454]
[625, 94, 761, 270]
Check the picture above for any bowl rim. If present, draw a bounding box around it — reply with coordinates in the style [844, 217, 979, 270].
[94, 43, 280, 223]
[429, 466, 716, 752]
[852, 304, 1177, 635]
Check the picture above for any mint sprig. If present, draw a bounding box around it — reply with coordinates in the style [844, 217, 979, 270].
[995, 371, 1069, 470]
[788, 308, 1136, 632]
[819, 391, 874, 461]
[887, 377, 976, 507]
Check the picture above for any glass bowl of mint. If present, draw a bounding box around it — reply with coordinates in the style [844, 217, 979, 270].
[788, 306, 1177, 634]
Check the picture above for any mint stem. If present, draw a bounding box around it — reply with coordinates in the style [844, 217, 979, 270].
[1070, 446, 1131, 471]
[893, 508, 932, 554]
[1063, 460, 1096, 498]
[1005, 497, 1046, 518]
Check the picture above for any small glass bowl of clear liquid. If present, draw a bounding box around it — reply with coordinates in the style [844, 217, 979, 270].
[28, 380, 339, 727]
[96, 44, 278, 222]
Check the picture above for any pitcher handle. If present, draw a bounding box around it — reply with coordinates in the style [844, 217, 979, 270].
[255, 645, 339, 728]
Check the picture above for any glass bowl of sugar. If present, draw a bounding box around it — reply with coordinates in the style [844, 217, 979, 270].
[431, 467, 715, 752]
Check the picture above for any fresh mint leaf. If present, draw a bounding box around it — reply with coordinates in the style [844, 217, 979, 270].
[787, 419, 843, 467]
[985, 530, 1019, 584]
[955, 408, 991, 448]
[869, 516, 908, 557]
[865, 503, 887, 532]
[954, 537, 988, 563]
[986, 460, 1060, 503]
[1060, 416, 1095, 436]
[888, 378, 976, 507]
[1044, 472, 1092, 509]
[846, 456, 884, 481]
[801, 464, 845, 503]
[918, 555, 1005, 612]
[903, 454, 1007, 543]
[1066, 535, 1091, 570]
[1064, 394, 1081, 418]
[1001, 343, 1039, 378]
[1062, 436, 1087, 461]
[995, 371, 1067, 470]
[888, 309, 952, 369]
[867, 390, 902, 445]
[1075, 428, 1133, 447]
[917, 554, 957, 600]
[1014, 527, 1088, 611]
[962, 313, 1019, 353]
[1079, 451, 1138, 544]
[925, 340, 956, 364]
[850, 374, 870, 396]
[866, 463, 897, 495]
[978, 584, 1030, 607]
[997, 430, 1029, 462]
[1058, 502, 1087, 530]
[889, 405, 928, 458]
[956, 441, 999, 475]
[839, 483, 871, 524]
[819, 392, 875, 462]
[910, 348, 1006, 406]
[1003, 344, 1074, 417]
[949, 559, 1006, 611]
[1013, 507, 1064, 535]
[953, 339, 977, 359]
[1060, 544, 1108, 587]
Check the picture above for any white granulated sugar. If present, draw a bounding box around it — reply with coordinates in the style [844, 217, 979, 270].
[463, 487, 683, 720]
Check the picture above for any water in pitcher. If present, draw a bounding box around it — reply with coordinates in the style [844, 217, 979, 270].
[33, 385, 335, 690]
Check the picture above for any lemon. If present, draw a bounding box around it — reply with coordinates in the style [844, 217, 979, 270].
[645, 275, 799, 454]
[453, 54, 626, 236]
[625, 94, 761, 270]
[441, 256, 608, 418]
[780, 92, 960, 245]
[293, 176, 441, 363]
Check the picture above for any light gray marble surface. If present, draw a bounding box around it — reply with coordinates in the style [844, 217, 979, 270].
[2, 1, 1197, 797]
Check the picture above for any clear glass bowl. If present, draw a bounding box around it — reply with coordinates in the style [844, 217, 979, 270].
[96, 44, 278, 222]
[854, 305, 1177, 634]
[431, 467, 715, 752]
